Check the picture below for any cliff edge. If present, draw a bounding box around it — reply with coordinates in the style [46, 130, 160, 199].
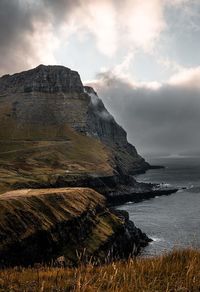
[0, 187, 150, 267]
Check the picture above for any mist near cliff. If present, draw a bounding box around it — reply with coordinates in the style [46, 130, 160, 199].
[88, 73, 200, 157]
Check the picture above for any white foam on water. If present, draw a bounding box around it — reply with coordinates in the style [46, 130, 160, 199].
[125, 201, 133, 205]
[150, 237, 164, 243]
[160, 183, 172, 188]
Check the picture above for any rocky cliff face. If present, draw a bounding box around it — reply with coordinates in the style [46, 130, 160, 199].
[84, 86, 148, 174]
[0, 188, 150, 267]
[0, 65, 83, 94]
[0, 65, 149, 178]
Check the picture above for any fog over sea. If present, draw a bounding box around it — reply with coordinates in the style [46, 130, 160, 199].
[118, 157, 200, 256]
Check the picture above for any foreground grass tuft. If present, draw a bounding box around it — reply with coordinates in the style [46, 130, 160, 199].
[0, 249, 200, 291]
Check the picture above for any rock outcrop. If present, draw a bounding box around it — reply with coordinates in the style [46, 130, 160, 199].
[0, 188, 150, 267]
[0, 65, 83, 94]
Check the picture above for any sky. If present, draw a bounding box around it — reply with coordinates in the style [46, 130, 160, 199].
[0, 0, 200, 157]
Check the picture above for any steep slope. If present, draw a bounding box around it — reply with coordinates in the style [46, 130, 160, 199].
[0, 65, 148, 183]
[84, 85, 148, 174]
[0, 187, 150, 266]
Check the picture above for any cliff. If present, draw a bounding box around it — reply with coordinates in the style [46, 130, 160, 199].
[0, 65, 169, 267]
[0, 187, 150, 267]
[84, 85, 148, 174]
[0, 65, 149, 194]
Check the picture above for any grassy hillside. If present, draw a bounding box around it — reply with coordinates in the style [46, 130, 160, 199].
[0, 125, 114, 194]
[0, 249, 199, 291]
[0, 187, 128, 266]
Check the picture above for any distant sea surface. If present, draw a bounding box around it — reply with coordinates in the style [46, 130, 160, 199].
[118, 157, 200, 256]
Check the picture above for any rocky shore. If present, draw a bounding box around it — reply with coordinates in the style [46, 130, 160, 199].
[107, 187, 178, 206]
[54, 172, 178, 206]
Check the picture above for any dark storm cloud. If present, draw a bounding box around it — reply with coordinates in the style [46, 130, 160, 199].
[0, 0, 43, 74]
[43, 0, 79, 19]
[89, 72, 200, 156]
[0, 0, 27, 72]
[0, 0, 78, 75]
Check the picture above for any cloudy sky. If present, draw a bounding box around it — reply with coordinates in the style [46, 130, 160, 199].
[1, 0, 200, 157]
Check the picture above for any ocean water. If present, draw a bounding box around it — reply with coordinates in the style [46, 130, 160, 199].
[117, 157, 200, 256]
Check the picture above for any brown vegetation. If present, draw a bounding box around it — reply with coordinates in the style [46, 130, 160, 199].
[0, 125, 114, 194]
[0, 249, 200, 291]
[0, 187, 130, 267]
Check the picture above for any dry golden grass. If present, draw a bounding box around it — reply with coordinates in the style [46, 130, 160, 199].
[0, 187, 124, 266]
[0, 124, 114, 194]
[0, 187, 104, 246]
[0, 249, 200, 291]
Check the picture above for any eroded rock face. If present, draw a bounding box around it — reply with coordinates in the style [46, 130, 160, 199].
[0, 65, 149, 176]
[0, 188, 150, 267]
[0, 65, 83, 94]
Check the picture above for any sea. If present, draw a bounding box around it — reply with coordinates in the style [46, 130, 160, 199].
[117, 157, 200, 256]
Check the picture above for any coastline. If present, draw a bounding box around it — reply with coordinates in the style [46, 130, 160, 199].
[106, 188, 178, 206]
[0, 164, 177, 267]
[52, 169, 178, 207]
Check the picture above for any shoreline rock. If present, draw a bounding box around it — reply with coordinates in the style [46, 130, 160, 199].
[107, 188, 178, 206]
[52, 173, 178, 206]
